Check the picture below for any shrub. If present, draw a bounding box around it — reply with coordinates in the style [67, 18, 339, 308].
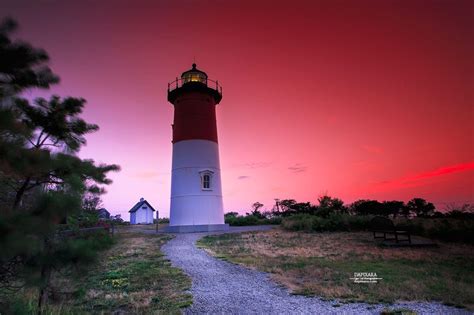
[67, 210, 100, 228]
[265, 216, 282, 225]
[281, 214, 373, 232]
[224, 212, 238, 219]
[443, 204, 474, 219]
[56, 231, 115, 264]
[225, 214, 282, 226]
[396, 218, 474, 244]
[226, 215, 259, 226]
[345, 215, 375, 230]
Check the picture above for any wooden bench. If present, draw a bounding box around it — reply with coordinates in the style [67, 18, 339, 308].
[370, 216, 411, 243]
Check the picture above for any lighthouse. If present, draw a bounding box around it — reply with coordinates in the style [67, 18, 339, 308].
[166, 64, 229, 232]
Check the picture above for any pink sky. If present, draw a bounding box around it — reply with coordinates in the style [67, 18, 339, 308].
[2, 0, 473, 218]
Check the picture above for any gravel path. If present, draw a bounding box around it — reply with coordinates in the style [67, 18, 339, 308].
[160, 226, 469, 314]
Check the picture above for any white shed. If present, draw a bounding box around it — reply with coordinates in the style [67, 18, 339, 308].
[129, 197, 156, 224]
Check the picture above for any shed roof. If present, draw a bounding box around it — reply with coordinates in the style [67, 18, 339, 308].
[129, 199, 156, 213]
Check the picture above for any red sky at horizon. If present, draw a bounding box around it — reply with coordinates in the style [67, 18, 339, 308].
[2, 0, 473, 219]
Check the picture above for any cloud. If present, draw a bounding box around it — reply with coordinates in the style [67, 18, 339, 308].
[361, 145, 383, 154]
[373, 161, 474, 190]
[288, 163, 307, 173]
[238, 175, 250, 180]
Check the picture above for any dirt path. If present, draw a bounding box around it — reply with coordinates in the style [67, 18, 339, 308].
[160, 226, 467, 314]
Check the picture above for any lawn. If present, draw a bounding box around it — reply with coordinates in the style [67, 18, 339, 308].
[7, 231, 191, 314]
[197, 229, 474, 309]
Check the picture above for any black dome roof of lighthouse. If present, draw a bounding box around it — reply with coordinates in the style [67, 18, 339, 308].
[181, 63, 208, 78]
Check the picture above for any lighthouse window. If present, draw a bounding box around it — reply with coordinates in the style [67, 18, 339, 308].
[199, 170, 214, 190]
[202, 174, 211, 189]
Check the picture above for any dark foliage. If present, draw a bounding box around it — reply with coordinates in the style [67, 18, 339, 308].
[396, 218, 474, 244]
[350, 200, 386, 216]
[224, 213, 281, 226]
[315, 195, 347, 217]
[0, 18, 59, 99]
[349, 198, 436, 218]
[281, 213, 373, 232]
[382, 200, 406, 218]
[267, 196, 348, 217]
[406, 198, 435, 218]
[0, 17, 119, 312]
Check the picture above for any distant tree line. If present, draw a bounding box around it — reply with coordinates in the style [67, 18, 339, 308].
[272, 196, 471, 219]
[225, 196, 473, 226]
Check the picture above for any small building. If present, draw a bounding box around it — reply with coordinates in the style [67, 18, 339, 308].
[97, 208, 110, 220]
[129, 197, 156, 224]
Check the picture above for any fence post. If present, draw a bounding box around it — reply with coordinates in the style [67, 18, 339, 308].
[156, 210, 159, 233]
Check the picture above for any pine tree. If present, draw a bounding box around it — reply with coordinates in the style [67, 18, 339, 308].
[0, 17, 119, 313]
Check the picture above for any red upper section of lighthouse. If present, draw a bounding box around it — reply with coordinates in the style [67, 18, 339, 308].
[167, 64, 222, 144]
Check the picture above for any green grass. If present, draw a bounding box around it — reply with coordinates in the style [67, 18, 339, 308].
[4, 233, 192, 314]
[197, 229, 474, 309]
[74, 233, 192, 313]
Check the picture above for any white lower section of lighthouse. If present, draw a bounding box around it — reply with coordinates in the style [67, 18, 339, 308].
[168, 139, 228, 232]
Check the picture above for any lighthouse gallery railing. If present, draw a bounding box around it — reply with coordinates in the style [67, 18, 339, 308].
[168, 78, 223, 96]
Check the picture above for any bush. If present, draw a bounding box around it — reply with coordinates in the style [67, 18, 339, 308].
[265, 216, 282, 225]
[281, 214, 373, 232]
[225, 214, 282, 226]
[443, 204, 474, 220]
[67, 210, 100, 228]
[56, 231, 115, 264]
[395, 218, 474, 244]
[225, 215, 259, 226]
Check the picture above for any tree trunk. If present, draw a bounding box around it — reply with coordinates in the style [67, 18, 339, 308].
[37, 264, 51, 314]
[37, 237, 52, 315]
[12, 177, 31, 210]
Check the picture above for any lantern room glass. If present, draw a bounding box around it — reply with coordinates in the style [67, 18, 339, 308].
[182, 71, 207, 84]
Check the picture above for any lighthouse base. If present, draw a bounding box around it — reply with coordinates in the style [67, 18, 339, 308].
[163, 224, 229, 233]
